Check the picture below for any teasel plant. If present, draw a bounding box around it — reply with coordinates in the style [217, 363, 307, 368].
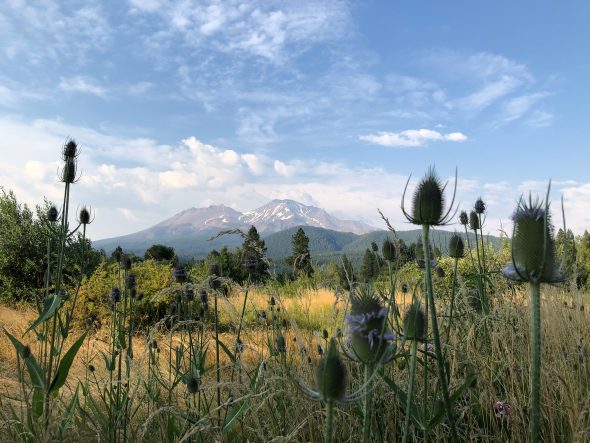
[286, 337, 378, 443]
[445, 233, 465, 346]
[502, 184, 564, 442]
[401, 166, 459, 441]
[340, 286, 397, 442]
[3, 140, 92, 441]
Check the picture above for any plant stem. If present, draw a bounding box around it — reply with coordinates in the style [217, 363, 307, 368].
[362, 364, 374, 443]
[444, 257, 460, 348]
[529, 281, 541, 442]
[402, 339, 418, 443]
[325, 399, 334, 443]
[421, 225, 458, 442]
[214, 288, 221, 423]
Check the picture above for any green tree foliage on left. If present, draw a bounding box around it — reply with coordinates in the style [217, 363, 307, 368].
[286, 227, 314, 278]
[0, 188, 102, 302]
[241, 225, 270, 283]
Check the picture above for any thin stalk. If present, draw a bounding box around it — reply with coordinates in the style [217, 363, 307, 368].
[325, 399, 334, 443]
[422, 225, 458, 442]
[444, 257, 460, 347]
[231, 278, 251, 383]
[529, 281, 541, 441]
[362, 364, 374, 443]
[214, 288, 221, 423]
[402, 339, 418, 443]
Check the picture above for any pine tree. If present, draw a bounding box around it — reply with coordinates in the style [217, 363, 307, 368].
[360, 248, 380, 282]
[242, 226, 270, 283]
[286, 227, 314, 278]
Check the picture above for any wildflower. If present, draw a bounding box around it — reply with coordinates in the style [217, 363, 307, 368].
[459, 211, 468, 226]
[88, 364, 95, 373]
[199, 290, 208, 304]
[236, 338, 244, 354]
[187, 376, 199, 394]
[448, 233, 465, 259]
[259, 310, 267, 320]
[493, 401, 511, 420]
[276, 335, 286, 354]
[469, 211, 480, 231]
[436, 266, 445, 278]
[322, 329, 329, 340]
[125, 273, 136, 290]
[315, 338, 347, 402]
[474, 198, 486, 214]
[401, 283, 409, 294]
[21, 345, 31, 359]
[346, 290, 395, 363]
[62, 139, 78, 160]
[402, 166, 456, 226]
[121, 255, 132, 270]
[403, 304, 426, 341]
[382, 238, 396, 261]
[111, 287, 121, 304]
[47, 206, 59, 223]
[61, 160, 77, 184]
[184, 288, 195, 301]
[79, 206, 92, 225]
[502, 196, 563, 283]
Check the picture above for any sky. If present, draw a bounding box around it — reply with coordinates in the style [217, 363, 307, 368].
[1, 0, 590, 241]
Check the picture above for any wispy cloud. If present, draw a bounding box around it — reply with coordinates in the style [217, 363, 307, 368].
[359, 129, 467, 148]
[59, 76, 107, 97]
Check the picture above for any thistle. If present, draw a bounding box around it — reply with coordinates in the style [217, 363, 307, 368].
[382, 238, 396, 262]
[469, 210, 480, 231]
[474, 198, 486, 214]
[448, 233, 465, 259]
[502, 186, 563, 442]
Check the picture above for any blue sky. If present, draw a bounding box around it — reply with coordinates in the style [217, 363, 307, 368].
[1, 0, 590, 240]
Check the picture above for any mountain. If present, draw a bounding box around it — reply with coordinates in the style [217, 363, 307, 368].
[239, 199, 376, 235]
[92, 199, 378, 258]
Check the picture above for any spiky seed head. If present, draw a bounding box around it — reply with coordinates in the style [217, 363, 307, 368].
[371, 241, 378, 252]
[79, 207, 91, 225]
[130, 287, 137, 298]
[121, 255, 132, 270]
[199, 290, 208, 304]
[448, 233, 465, 258]
[47, 206, 59, 222]
[125, 273, 136, 290]
[436, 266, 445, 278]
[63, 140, 78, 159]
[469, 211, 480, 231]
[315, 338, 347, 402]
[403, 304, 426, 341]
[382, 238, 396, 261]
[61, 160, 77, 183]
[88, 364, 95, 373]
[150, 339, 158, 349]
[173, 266, 187, 283]
[459, 211, 469, 226]
[475, 198, 486, 214]
[411, 167, 445, 226]
[259, 310, 267, 320]
[21, 345, 31, 359]
[187, 375, 199, 394]
[401, 283, 409, 294]
[275, 335, 286, 353]
[323, 329, 329, 340]
[113, 247, 122, 262]
[111, 287, 121, 303]
[270, 296, 276, 306]
[137, 292, 144, 302]
[184, 288, 194, 301]
[504, 197, 563, 283]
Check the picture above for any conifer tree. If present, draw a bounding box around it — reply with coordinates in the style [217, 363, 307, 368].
[287, 227, 314, 278]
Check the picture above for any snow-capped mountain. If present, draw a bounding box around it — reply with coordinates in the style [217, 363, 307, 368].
[153, 205, 245, 235]
[239, 199, 376, 234]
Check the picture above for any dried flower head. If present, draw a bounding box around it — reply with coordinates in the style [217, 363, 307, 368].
[47, 206, 59, 223]
[187, 375, 199, 394]
[62, 139, 79, 160]
[121, 255, 132, 270]
[469, 211, 480, 231]
[173, 267, 187, 283]
[402, 166, 457, 226]
[382, 238, 396, 262]
[111, 287, 121, 303]
[448, 233, 465, 259]
[503, 193, 563, 283]
[403, 303, 426, 341]
[315, 338, 347, 402]
[60, 160, 77, 183]
[459, 210, 468, 226]
[474, 198, 486, 214]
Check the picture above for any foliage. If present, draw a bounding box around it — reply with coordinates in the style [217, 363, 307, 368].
[144, 243, 176, 263]
[286, 227, 314, 278]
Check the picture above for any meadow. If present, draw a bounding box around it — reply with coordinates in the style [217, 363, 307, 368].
[1, 143, 589, 443]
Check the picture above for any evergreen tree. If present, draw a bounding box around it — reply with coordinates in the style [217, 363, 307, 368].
[242, 226, 270, 282]
[337, 253, 355, 290]
[144, 244, 176, 262]
[286, 227, 314, 278]
[359, 248, 380, 282]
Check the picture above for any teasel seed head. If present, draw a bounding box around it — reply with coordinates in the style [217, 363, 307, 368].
[448, 233, 465, 259]
[403, 303, 426, 341]
[184, 288, 194, 301]
[125, 273, 136, 290]
[371, 241, 378, 252]
[469, 211, 480, 231]
[315, 338, 347, 402]
[382, 238, 396, 262]
[60, 160, 77, 183]
[47, 205, 59, 223]
[88, 364, 95, 373]
[187, 375, 199, 394]
[21, 345, 31, 359]
[111, 287, 121, 303]
[79, 206, 91, 225]
[121, 255, 132, 270]
[275, 335, 286, 353]
[503, 193, 563, 283]
[322, 329, 329, 340]
[62, 139, 79, 160]
[459, 210, 469, 226]
[436, 266, 445, 278]
[410, 167, 444, 225]
[199, 290, 208, 304]
[475, 198, 486, 214]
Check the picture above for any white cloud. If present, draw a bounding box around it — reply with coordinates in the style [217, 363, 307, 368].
[359, 129, 468, 148]
[59, 76, 107, 97]
[273, 160, 296, 177]
[499, 92, 550, 123]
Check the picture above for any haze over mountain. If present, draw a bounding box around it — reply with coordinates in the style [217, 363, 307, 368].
[93, 199, 379, 257]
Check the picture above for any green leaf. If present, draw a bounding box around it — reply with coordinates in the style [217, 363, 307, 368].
[49, 331, 88, 396]
[214, 337, 236, 364]
[223, 399, 248, 433]
[32, 387, 44, 418]
[381, 373, 424, 430]
[426, 372, 477, 430]
[101, 350, 115, 371]
[25, 292, 65, 335]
